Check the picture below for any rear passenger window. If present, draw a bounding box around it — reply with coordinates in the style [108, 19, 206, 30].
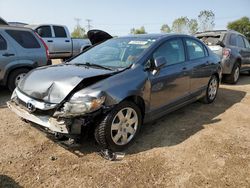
[185, 39, 205, 60]
[153, 39, 185, 66]
[36, 26, 52, 37]
[243, 37, 250, 49]
[229, 34, 237, 46]
[0, 34, 7, 50]
[53, 26, 67, 38]
[237, 36, 245, 48]
[6, 30, 40, 49]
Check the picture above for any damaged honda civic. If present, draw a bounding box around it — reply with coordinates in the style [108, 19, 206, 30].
[7, 30, 222, 151]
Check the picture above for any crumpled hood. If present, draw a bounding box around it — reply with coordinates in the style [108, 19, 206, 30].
[18, 64, 115, 104]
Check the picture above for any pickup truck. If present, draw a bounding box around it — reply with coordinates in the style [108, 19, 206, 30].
[26, 24, 91, 59]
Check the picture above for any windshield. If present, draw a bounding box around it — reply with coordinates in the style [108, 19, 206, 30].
[69, 37, 156, 69]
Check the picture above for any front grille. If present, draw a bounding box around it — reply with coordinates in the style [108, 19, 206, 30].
[16, 97, 55, 116]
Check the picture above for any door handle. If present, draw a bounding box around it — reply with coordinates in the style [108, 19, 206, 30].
[47, 40, 53, 43]
[2, 53, 15, 57]
[65, 40, 70, 42]
[182, 67, 187, 70]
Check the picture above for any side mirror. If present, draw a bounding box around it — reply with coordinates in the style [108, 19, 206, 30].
[216, 40, 225, 48]
[154, 56, 167, 69]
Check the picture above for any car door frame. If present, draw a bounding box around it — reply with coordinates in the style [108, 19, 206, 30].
[183, 37, 212, 96]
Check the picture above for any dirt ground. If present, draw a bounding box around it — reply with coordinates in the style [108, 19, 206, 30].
[0, 74, 250, 187]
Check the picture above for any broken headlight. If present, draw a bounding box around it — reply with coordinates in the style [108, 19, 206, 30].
[58, 91, 105, 117]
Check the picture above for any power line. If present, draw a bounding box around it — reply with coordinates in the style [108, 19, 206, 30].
[86, 19, 93, 31]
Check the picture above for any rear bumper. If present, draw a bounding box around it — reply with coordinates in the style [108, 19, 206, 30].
[7, 101, 70, 134]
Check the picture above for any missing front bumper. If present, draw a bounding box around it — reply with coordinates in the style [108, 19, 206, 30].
[7, 101, 70, 134]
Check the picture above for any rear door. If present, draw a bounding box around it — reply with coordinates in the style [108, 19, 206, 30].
[51, 26, 71, 57]
[242, 37, 250, 69]
[149, 38, 190, 112]
[237, 35, 250, 70]
[184, 38, 212, 93]
[0, 32, 17, 81]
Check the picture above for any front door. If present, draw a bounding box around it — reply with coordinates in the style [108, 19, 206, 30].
[149, 38, 190, 112]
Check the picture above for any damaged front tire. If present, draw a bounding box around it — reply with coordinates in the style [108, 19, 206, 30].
[94, 101, 142, 151]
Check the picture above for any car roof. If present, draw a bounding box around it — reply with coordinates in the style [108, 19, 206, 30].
[0, 25, 33, 31]
[196, 30, 242, 36]
[118, 33, 193, 40]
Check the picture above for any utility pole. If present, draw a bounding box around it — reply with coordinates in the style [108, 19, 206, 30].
[74, 18, 81, 27]
[86, 19, 93, 31]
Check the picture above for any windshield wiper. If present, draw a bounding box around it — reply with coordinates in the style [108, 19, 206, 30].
[75, 62, 113, 71]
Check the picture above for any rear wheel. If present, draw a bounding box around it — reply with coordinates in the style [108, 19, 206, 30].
[7, 68, 29, 91]
[226, 63, 240, 84]
[201, 75, 219, 104]
[94, 101, 142, 151]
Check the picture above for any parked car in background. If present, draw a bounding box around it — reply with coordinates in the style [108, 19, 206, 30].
[8, 31, 221, 151]
[0, 25, 51, 91]
[196, 30, 250, 84]
[26, 24, 91, 60]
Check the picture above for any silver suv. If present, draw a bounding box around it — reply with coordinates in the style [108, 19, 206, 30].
[0, 25, 51, 91]
[196, 30, 250, 84]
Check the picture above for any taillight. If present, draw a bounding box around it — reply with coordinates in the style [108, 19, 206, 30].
[223, 48, 231, 58]
[34, 32, 50, 61]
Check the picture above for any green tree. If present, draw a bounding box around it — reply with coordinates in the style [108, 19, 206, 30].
[172, 17, 189, 34]
[71, 25, 87, 38]
[227, 17, 250, 41]
[198, 10, 215, 32]
[188, 19, 198, 35]
[130, 26, 147, 34]
[161, 24, 171, 33]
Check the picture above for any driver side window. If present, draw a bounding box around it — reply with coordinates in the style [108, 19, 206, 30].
[153, 39, 185, 66]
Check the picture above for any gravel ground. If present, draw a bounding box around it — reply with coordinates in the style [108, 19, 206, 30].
[0, 74, 250, 187]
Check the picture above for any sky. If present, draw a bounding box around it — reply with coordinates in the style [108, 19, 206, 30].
[0, 0, 250, 36]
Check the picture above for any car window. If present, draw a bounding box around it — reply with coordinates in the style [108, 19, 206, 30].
[53, 26, 67, 38]
[0, 34, 7, 50]
[243, 37, 250, 49]
[153, 39, 185, 66]
[229, 33, 237, 46]
[36, 26, 52, 37]
[6, 30, 40, 49]
[237, 36, 245, 48]
[185, 38, 205, 60]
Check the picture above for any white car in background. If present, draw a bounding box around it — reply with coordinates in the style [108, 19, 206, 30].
[26, 24, 91, 60]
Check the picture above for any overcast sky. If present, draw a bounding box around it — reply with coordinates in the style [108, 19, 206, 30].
[1, 0, 250, 36]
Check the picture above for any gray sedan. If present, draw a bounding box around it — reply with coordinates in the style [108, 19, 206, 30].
[8, 30, 222, 151]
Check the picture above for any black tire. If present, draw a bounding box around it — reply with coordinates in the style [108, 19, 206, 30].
[94, 101, 142, 151]
[7, 68, 29, 91]
[225, 63, 240, 84]
[201, 75, 219, 104]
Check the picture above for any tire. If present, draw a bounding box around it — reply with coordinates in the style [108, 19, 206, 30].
[94, 101, 142, 151]
[201, 75, 219, 104]
[225, 63, 240, 84]
[7, 68, 29, 91]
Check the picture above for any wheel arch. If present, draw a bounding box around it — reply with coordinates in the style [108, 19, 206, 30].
[122, 95, 145, 118]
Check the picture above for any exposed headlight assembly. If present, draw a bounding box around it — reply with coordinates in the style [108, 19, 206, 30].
[56, 91, 105, 117]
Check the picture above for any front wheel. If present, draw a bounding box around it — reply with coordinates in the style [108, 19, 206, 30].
[201, 75, 219, 104]
[95, 101, 142, 151]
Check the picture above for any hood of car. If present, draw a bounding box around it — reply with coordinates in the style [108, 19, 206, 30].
[18, 64, 116, 104]
[87, 29, 113, 45]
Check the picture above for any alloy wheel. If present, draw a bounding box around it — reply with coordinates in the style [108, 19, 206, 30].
[111, 107, 138, 146]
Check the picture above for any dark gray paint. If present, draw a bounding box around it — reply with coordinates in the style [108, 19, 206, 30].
[17, 34, 221, 123]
